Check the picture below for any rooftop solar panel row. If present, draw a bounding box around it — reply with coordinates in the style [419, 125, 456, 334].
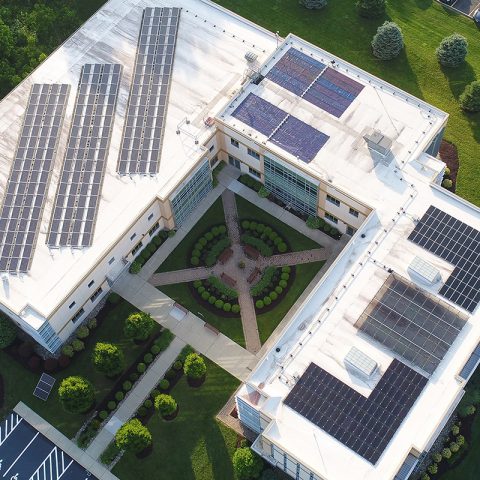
[0, 84, 69, 272]
[284, 359, 427, 464]
[47, 64, 121, 248]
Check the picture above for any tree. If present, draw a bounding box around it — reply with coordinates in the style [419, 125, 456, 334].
[0, 19, 14, 57]
[232, 447, 263, 480]
[183, 353, 207, 379]
[299, 0, 327, 8]
[58, 376, 95, 413]
[356, 0, 386, 17]
[371, 22, 404, 60]
[436, 34, 468, 68]
[124, 312, 155, 341]
[92, 342, 125, 377]
[154, 394, 177, 417]
[115, 419, 152, 454]
[459, 80, 480, 112]
[0, 316, 16, 349]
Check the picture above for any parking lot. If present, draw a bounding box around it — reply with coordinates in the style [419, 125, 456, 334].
[440, 0, 480, 17]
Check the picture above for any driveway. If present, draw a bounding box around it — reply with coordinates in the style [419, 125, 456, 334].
[440, 0, 480, 16]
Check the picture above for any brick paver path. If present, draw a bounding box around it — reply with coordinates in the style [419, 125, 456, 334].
[149, 266, 212, 286]
[259, 248, 330, 268]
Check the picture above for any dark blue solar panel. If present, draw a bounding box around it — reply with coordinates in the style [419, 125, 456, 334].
[266, 48, 326, 95]
[271, 116, 329, 163]
[231, 93, 286, 137]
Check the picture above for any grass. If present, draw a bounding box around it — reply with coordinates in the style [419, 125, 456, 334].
[235, 196, 321, 251]
[215, 0, 480, 206]
[0, 298, 159, 437]
[113, 357, 240, 480]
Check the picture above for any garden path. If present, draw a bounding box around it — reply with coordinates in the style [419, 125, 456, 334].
[259, 248, 330, 268]
[149, 266, 213, 286]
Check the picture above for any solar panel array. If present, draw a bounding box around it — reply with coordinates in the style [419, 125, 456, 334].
[0, 84, 69, 272]
[266, 47, 364, 118]
[285, 359, 427, 464]
[231, 93, 329, 163]
[33, 373, 56, 401]
[118, 6, 180, 175]
[356, 274, 467, 375]
[408, 206, 480, 313]
[47, 64, 121, 248]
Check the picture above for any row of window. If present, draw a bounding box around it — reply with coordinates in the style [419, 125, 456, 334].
[230, 137, 261, 160]
[228, 155, 261, 178]
[326, 194, 360, 218]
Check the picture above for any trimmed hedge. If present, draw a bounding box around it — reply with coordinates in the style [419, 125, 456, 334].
[251, 267, 277, 296]
[241, 234, 273, 257]
[207, 275, 238, 299]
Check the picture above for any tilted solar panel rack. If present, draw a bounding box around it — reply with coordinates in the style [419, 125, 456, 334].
[117, 6, 181, 175]
[0, 84, 69, 273]
[408, 205, 480, 313]
[47, 64, 122, 248]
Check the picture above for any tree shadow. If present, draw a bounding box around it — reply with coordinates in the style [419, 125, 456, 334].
[439, 61, 477, 99]
[464, 112, 480, 142]
[415, 0, 433, 9]
[205, 421, 236, 480]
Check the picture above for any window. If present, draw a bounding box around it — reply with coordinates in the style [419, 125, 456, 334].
[248, 167, 261, 178]
[247, 148, 260, 160]
[87, 280, 94, 288]
[210, 155, 218, 167]
[71, 308, 85, 324]
[90, 287, 103, 303]
[108, 257, 115, 265]
[349, 207, 359, 218]
[326, 194, 340, 207]
[228, 154, 241, 169]
[325, 212, 338, 224]
[148, 212, 154, 221]
[209, 144, 214, 152]
[68, 301, 76, 309]
[347, 226, 357, 236]
[130, 232, 136, 241]
[148, 222, 159, 237]
[132, 241, 143, 256]
[230, 138, 239, 148]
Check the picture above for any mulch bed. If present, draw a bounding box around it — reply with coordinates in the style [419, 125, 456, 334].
[439, 140, 459, 192]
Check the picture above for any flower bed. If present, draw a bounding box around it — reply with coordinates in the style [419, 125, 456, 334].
[240, 219, 289, 254]
[189, 224, 229, 267]
[251, 266, 295, 313]
[189, 278, 240, 317]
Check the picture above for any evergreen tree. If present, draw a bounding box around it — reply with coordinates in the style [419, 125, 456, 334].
[459, 80, 480, 112]
[371, 21, 404, 60]
[356, 0, 386, 18]
[299, 0, 327, 9]
[436, 34, 468, 68]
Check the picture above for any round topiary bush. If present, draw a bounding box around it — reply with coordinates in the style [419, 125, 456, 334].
[218, 225, 227, 234]
[277, 242, 287, 253]
[232, 447, 263, 480]
[269, 291, 278, 301]
[123, 381, 132, 392]
[99, 410, 108, 420]
[165, 368, 176, 380]
[137, 362, 146, 374]
[275, 286, 283, 294]
[450, 442, 460, 453]
[214, 299, 224, 309]
[76, 325, 90, 339]
[282, 266, 291, 274]
[173, 360, 183, 371]
[263, 296, 272, 306]
[115, 419, 152, 454]
[281, 273, 290, 281]
[130, 261, 142, 274]
[457, 435, 465, 446]
[442, 448, 452, 459]
[72, 339, 85, 352]
[372, 21, 404, 60]
[191, 256, 200, 266]
[144, 353, 153, 364]
[107, 401, 117, 411]
[124, 312, 155, 342]
[232, 304, 240, 314]
[115, 391, 124, 402]
[58, 376, 95, 413]
[159, 379, 170, 390]
[62, 344, 75, 358]
[442, 178, 453, 189]
[459, 80, 480, 112]
[144, 399, 153, 409]
[137, 406, 147, 417]
[183, 353, 207, 380]
[87, 317, 98, 329]
[92, 342, 125, 377]
[436, 34, 468, 68]
[197, 286, 206, 294]
[451, 424, 460, 436]
[201, 290, 210, 300]
[279, 280, 287, 289]
[223, 303, 232, 312]
[154, 394, 178, 417]
[151, 344, 161, 355]
[199, 237, 207, 246]
[130, 372, 139, 382]
[256, 300, 264, 309]
[0, 316, 16, 349]
[428, 463, 438, 475]
[432, 452, 442, 463]
[205, 232, 213, 241]
[208, 296, 216, 305]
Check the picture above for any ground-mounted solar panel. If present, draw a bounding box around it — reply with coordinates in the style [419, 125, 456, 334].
[266, 48, 326, 96]
[0, 84, 69, 273]
[284, 359, 427, 464]
[408, 206, 480, 313]
[118, 6, 181, 175]
[356, 274, 467, 375]
[232, 93, 329, 162]
[47, 64, 121, 248]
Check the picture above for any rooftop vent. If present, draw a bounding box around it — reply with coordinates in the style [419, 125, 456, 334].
[245, 51, 258, 63]
[345, 346, 378, 379]
[408, 256, 441, 285]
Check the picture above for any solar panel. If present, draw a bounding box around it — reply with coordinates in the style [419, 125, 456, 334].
[117, 7, 181, 175]
[284, 359, 427, 464]
[356, 274, 467, 375]
[408, 206, 480, 313]
[47, 64, 121, 248]
[33, 373, 56, 401]
[232, 93, 329, 163]
[0, 84, 69, 273]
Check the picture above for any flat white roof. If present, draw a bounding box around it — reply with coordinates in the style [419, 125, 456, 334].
[0, 0, 277, 320]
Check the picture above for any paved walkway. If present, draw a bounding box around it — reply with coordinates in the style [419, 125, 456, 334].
[149, 266, 213, 286]
[86, 338, 185, 460]
[259, 248, 330, 268]
[14, 403, 118, 479]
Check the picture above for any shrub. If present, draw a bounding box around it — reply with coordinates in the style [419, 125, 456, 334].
[208, 295, 216, 305]
[436, 34, 468, 68]
[442, 448, 452, 459]
[151, 344, 161, 355]
[279, 280, 287, 288]
[194, 242, 203, 251]
[144, 353, 153, 364]
[223, 303, 232, 312]
[212, 226, 220, 236]
[100, 441, 120, 466]
[159, 379, 170, 390]
[99, 410, 108, 420]
[151, 389, 161, 399]
[144, 399, 153, 409]
[432, 452, 442, 463]
[306, 216, 320, 229]
[421, 475, 431, 480]
[232, 304, 240, 314]
[282, 266, 291, 274]
[165, 369, 176, 380]
[207, 276, 238, 299]
[263, 296, 272, 306]
[87, 317, 98, 329]
[241, 234, 273, 257]
[115, 419, 152, 454]
[155, 329, 174, 352]
[277, 242, 287, 253]
[130, 372, 139, 382]
[269, 291, 278, 301]
[256, 300, 264, 309]
[44, 358, 58, 372]
[372, 21, 404, 60]
[184, 353, 207, 379]
[197, 286, 205, 294]
[92, 342, 125, 377]
[323, 222, 331, 233]
[281, 272, 290, 281]
[123, 381, 132, 392]
[124, 312, 155, 341]
[154, 393, 177, 417]
[18, 342, 34, 358]
[250, 267, 277, 296]
[215, 299, 224, 309]
[459, 80, 480, 112]
[62, 344, 75, 358]
[232, 447, 263, 480]
[168, 230, 176, 237]
[137, 363, 146, 374]
[444, 167, 451, 176]
[330, 227, 340, 237]
[201, 290, 210, 300]
[137, 406, 147, 417]
[457, 435, 465, 446]
[442, 178, 453, 189]
[153, 235, 162, 247]
[242, 220, 250, 230]
[205, 237, 231, 267]
[173, 360, 183, 371]
[205, 232, 214, 241]
[450, 442, 460, 453]
[115, 391, 124, 402]
[275, 286, 283, 294]
[356, 0, 386, 17]
[451, 424, 460, 436]
[72, 339, 85, 352]
[459, 404, 476, 417]
[299, 0, 327, 9]
[58, 376, 95, 413]
[427, 463, 438, 475]
[0, 316, 16, 349]
[108, 401, 117, 410]
[258, 186, 269, 198]
[130, 261, 142, 274]
[191, 256, 200, 266]
[199, 237, 207, 246]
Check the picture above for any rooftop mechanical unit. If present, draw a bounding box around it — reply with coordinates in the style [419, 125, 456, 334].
[363, 129, 393, 166]
[408, 256, 441, 285]
[344, 346, 378, 379]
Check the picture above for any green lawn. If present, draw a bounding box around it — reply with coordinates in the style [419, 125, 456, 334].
[215, 0, 480, 206]
[0, 298, 159, 438]
[113, 358, 240, 480]
[235, 196, 321, 251]
[157, 198, 226, 273]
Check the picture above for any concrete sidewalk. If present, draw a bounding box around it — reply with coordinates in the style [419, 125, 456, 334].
[86, 337, 185, 460]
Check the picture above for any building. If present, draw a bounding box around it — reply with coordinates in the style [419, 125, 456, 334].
[0, 1, 479, 478]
